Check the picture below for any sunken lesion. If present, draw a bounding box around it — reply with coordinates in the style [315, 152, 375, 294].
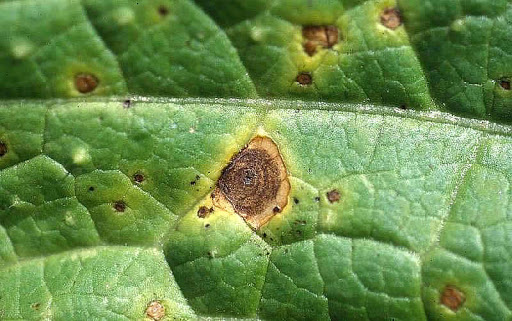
[212, 136, 290, 229]
[302, 25, 339, 56]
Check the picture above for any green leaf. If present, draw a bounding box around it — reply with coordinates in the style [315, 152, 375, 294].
[1, 0, 512, 320]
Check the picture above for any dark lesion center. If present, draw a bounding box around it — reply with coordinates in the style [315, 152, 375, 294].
[218, 148, 281, 216]
[500, 79, 511, 90]
[0, 141, 7, 157]
[113, 200, 127, 212]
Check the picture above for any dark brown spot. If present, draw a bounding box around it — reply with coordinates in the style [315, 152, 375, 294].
[262, 232, 267, 238]
[31, 303, 40, 310]
[327, 189, 341, 203]
[88, 186, 95, 192]
[440, 286, 465, 311]
[157, 5, 169, 16]
[75, 73, 99, 94]
[113, 200, 126, 212]
[0, 141, 7, 157]
[133, 172, 145, 183]
[146, 300, 165, 321]
[500, 79, 511, 90]
[302, 25, 339, 56]
[297, 72, 312, 85]
[197, 206, 210, 218]
[314, 196, 320, 202]
[293, 197, 300, 204]
[214, 136, 290, 229]
[399, 104, 408, 110]
[381, 8, 402, 30]
[205, 223, 211, 228]
[190, 174, 200, 185]
[123, 99, 132, 108]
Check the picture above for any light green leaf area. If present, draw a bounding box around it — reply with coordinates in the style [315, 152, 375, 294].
[225, 0, 434, 109]
[399, 0, 512, 121]
[0, 0, 256, 98]
[1, 99, 512, 320]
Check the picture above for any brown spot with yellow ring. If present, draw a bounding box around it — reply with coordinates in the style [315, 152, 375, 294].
[213, 136, 290, 229]
[381, 8, 402, 30]
[133, 172, 145, 184]
[302, 26, 339, 56]
[327, 189, 341, 203]
[297, 72, 313, 85]
[75, 73, 99, 94]
[197, 206, 213, 218]
[113, 201, 126, 213]
[146, 300, 165, 320]
[440, 286, 465, 311]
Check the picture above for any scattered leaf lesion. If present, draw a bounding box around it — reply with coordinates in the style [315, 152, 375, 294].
[440, 285, 465, 311]
[146, 300, 165, 320]
[296, 72, 313, 85]
[380, 8, 402, 30]
[74, 73, 99, 94]
[212, 136, 290, 229]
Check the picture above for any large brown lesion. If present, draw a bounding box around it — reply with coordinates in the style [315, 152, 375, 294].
[302, 25, 339, 56]
[213, 136, 290, 229]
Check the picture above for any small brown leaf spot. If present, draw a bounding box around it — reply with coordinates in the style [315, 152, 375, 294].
[297, 72, 312, 85]
[293, 197, 300, 204]
[441, 286, 465, 311]
[381, 8, 402, 30]
[0, 141, 7, 157]
[157, 5, 169, 17]
[327, 189, 341, 203]
[133, 172, 145, 184]
[213, 136, 290, 229]
[500, 79, 511, 90]
[113, 200, 126, 212]
[31, 303, 40, 310]
[88, 186, 95, 192]
[197, 206, 210, 218]
[75, 73, 99, 94]
[314, 196, 320, 202]
[146, 300, 165, 321]
[302, 25, 339, 56]
[205, 223, 211, 229]
[123, 99, 132, 108]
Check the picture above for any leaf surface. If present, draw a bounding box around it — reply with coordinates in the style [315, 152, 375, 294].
[1, 0, 512, 320]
